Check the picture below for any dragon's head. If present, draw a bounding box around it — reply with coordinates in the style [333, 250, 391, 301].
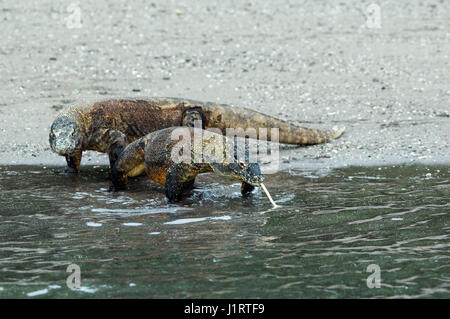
[212, 159, 264, 187]
[49, 115, 81, 155]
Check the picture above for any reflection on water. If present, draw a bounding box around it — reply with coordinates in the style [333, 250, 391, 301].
[0, 165, 448, 298]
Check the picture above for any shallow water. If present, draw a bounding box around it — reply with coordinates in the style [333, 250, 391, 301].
[0, 164, 448, 298]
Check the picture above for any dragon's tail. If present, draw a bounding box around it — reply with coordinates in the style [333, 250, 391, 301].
[204, 104, 345, 145]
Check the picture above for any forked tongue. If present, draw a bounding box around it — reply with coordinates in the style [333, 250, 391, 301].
[260, 183, 279, 208]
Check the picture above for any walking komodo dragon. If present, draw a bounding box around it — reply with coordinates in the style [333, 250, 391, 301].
[49, 97, 344, 172]
[111, 126, 264, 201]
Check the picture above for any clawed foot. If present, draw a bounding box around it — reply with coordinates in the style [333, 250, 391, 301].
[241, 182, 255, 195]
[165, 188, 185, 203]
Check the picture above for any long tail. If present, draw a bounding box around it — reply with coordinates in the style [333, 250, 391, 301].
[203, 104, 345, 145]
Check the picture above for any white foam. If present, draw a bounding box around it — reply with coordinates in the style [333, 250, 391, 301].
[92, 206, 193, 217]
[48, 285, 61, 290]
[27, 288, 49, 297]
[86, 222, 103, 227]
[165, 215, 231, 225]
[71, 286, 98, 294]
[122, 222, 143, 227]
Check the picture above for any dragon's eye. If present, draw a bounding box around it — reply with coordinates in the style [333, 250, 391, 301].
[238, 161, 247, 168]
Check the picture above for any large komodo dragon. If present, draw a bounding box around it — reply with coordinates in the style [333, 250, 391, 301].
[111, 126, 264, 202]
[49, 97, 344, 172]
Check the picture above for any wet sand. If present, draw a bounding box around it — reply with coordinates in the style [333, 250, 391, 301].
[0, 0, 449, 170]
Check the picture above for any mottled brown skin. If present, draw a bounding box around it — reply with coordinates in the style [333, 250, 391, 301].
[111, 127, 264, 202]
[49, 97, 344, 172]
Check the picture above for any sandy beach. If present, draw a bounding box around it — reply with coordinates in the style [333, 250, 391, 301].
[0, 0, 449, 170]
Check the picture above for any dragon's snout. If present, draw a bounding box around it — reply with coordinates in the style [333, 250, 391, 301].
[248, 173, 264, 186]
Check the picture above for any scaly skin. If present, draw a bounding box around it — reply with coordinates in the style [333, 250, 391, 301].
[111, 127, 264, 202]
[49, 97, 345, 172]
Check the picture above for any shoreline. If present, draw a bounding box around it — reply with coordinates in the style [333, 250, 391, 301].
[1, 146, 448, 170]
